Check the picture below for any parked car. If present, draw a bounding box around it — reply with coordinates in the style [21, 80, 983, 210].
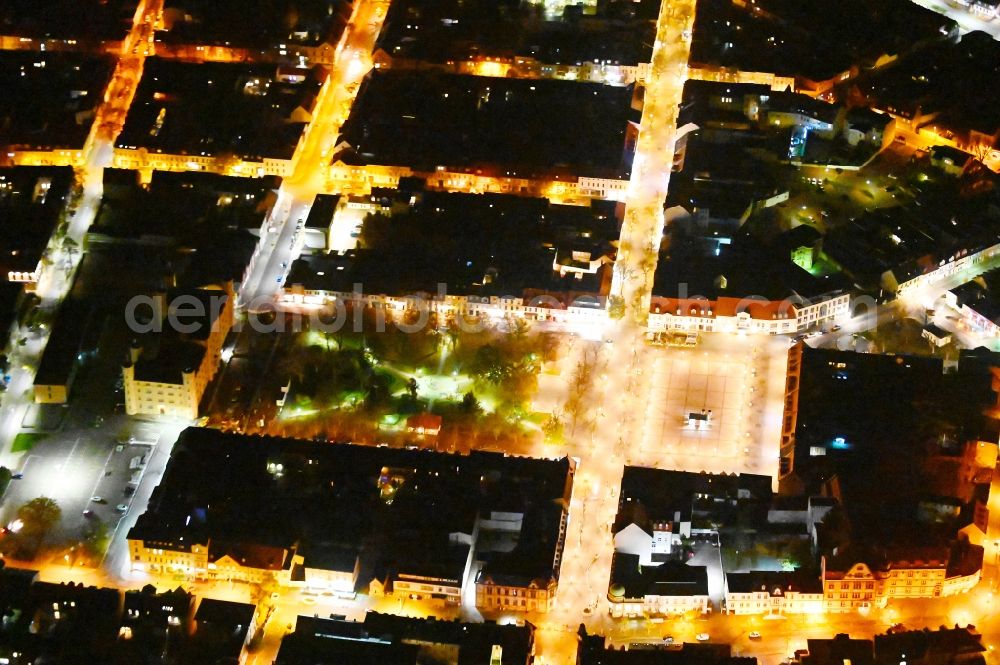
[90, 496, 105, 503]
[749, 631, 762, 640]
[696, 633, 710, 642]
[115, 503, 129, 513]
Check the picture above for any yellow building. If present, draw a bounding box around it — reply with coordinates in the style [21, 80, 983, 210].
[476, 575, 558, 614]
[725, 571, 824, 616]
[821, 544, 982, 612]
[123, 284, 233, 420]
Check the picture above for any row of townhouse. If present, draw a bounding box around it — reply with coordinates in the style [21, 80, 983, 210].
[129, 429, 575, 614]
[605, 544, 982, 619]
[327, 158, 631, 204]
[279, 286, 610, 327]
[724, 544, 983, 617]
[279, 285, 851, 336]
[647, 292, 851, 336]
[132, 507, 566, 614]
[129, 538, 360, 594]
[819, 545, 982, 613]
[896, 242, 1000, 297]
[111, 147, 294, 178]
[372, 51, 651, 87]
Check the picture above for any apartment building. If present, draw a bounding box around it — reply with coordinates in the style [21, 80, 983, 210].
[123, 283, 233, 419]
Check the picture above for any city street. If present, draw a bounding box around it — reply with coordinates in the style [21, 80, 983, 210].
[5, 0, 1000, 662]
[238, 0, 390, 309]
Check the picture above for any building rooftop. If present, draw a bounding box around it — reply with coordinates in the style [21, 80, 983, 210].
[156, 0, 351, 50]
[874, 626, 985, 664]
[130, 427, 573, 592]
[304, 193, 340, 229]
[33, 300, 93, 389]
[690, 0, 953, 86]
[725, 569, 822, 595]
[617, 467, 773, 529]
[376, 0, 658, 68]
[856, 31, 1000, 138]
[0, 167, 72, 279]
[790, 347, 1000, 543]
[0, 0, 138, 42]
[277, 613, 535, 665]
[95, 169, 280, 240]
[193, 598, 255, 630]
[117, 58, 323, 161]
[0, 51, 114, 151]
[285, 189, 617, 297]
[610, 555, 709, 599]
[800, 634, 874, 665]
[339, 70, 636, 179]
[578, 629, 754, 664]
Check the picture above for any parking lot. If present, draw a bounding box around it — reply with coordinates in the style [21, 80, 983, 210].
[0, 418, 183, 565]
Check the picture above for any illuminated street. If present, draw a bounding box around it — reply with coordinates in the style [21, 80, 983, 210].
[0, 0, 162, 464]
[4, 0, 1000, 662]
[238, 0, 389, 307]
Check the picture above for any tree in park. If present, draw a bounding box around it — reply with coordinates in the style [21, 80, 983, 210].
[16, 496, 61, 543]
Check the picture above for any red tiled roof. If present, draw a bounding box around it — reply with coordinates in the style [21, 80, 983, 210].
[407, 413, 442, 431]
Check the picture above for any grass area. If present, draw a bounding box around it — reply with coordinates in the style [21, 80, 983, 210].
[11, 432, 46, 453]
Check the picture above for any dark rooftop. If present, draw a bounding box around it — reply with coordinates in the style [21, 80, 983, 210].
[690, 0, 953, 85]
[725, 569, 822, 595]
[0, 51, 114, 151]
[194, 598, 255, 630]
[0, 167, 72, 278]
[856, 31, 1000, 138]
[130, 427, 573, 589]
[874, 626, 985, 664]
[377, 0, 658, 67]
[286, 189, 616, 297]
[790, 347, 1000, 543]
[117, 58, 322, 161]
[278, 612, 532, 665]
[156, 0, 351, 50]
[0, 0, 138, 43]
[577, 626, 753, 664]
[339, 70, 636, 178]
[801, 634, 874, 665]
[610, 555, 709, 599]
[617, 467, 773, 530]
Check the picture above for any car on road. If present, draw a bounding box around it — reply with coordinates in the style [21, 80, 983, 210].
[82, 510, 95, 518]
[90, 496, 105, 503]
[115, 503, 129, 513]
[696, 633, 710, 642]
[749, 631, 762, 640]
[662, 636, 674, 645]
[11, 473, 22, 479]
[830, 325, 842, 332]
